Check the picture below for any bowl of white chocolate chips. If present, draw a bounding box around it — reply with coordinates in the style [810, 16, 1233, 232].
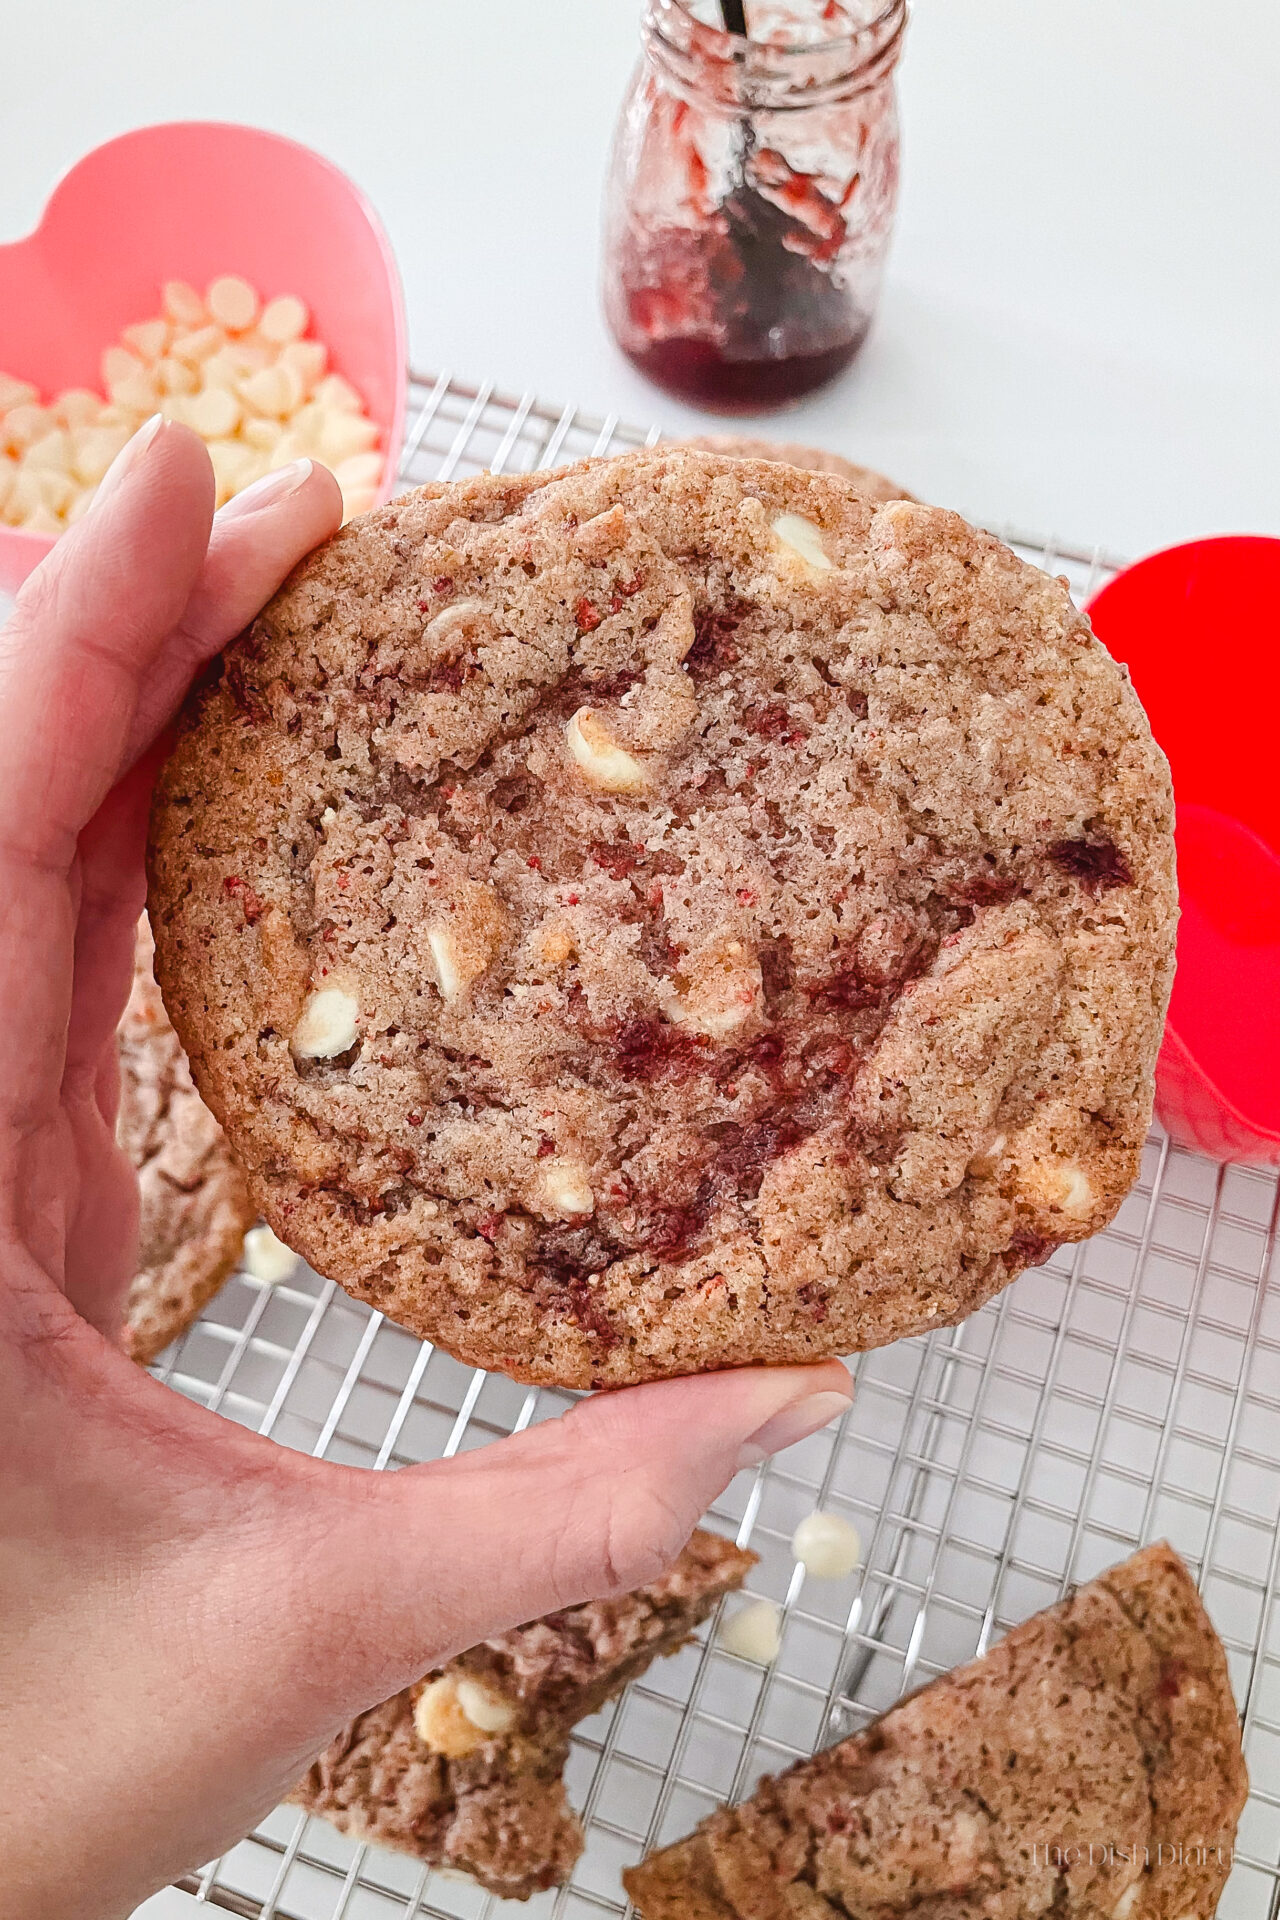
[0, 120, 406, 590]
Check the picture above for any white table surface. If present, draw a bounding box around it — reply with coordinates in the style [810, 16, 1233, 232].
[1, 3, 1273, 1913]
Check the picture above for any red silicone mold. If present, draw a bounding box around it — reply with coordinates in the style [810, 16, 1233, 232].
[1087, 536, 1280, 1162]
[0, 120, 406, 593]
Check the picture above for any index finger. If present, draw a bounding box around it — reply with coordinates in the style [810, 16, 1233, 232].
[0, 417, 214, 877]
[0, 419, 213, 1137]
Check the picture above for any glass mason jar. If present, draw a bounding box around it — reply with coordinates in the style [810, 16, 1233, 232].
[602, 0, 907, 414]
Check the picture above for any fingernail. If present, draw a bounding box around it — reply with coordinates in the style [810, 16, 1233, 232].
[217, 458, 315, 519]
[91, 413, 164, 510]
[736, 1390, 852, 1472]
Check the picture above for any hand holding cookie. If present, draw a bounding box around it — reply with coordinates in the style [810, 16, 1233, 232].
[0, 416, 850, 1919]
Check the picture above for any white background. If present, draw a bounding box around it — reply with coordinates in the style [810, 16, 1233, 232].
[4, 0, 1279, 563]
[1, 4, 1274, 1914]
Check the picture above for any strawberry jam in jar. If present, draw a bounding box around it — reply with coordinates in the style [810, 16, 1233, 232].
[603, 0, 907, 413]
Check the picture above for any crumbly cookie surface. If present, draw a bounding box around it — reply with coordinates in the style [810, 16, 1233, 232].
[673, 433, 914, 503]
[625, 1544, 1247, 1920]
[149, 450, 1175, 1386]
[116, 918, 255, 1363]
[290, 1528, 754, 1897]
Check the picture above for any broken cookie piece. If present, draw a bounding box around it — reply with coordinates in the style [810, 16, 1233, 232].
[626, 1544, 1246, 1920]
[289, 1527, 754, 1897]
[116, 917, 256, 1363]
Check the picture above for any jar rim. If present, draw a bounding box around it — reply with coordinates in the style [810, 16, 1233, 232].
[646, 0, 906, 66]
[642, 0, 907, 106]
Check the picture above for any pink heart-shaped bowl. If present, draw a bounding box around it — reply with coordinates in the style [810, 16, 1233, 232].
[0, 120, 406, 594]
[1087, 536, 1280, 1162]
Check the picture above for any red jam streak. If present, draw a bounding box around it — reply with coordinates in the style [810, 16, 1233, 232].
[1047, 837, 1133, 895]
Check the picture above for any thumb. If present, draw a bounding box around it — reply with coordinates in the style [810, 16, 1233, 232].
[283, 1360, 852, 1710]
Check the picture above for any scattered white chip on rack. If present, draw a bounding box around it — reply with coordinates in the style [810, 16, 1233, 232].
[718, 1596, 782, 1664]
[791, 1509, 862, 1580]
[242, 1224, 299, 1286]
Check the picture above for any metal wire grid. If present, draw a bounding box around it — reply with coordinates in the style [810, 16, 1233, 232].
[161, 372, 1278, 1920]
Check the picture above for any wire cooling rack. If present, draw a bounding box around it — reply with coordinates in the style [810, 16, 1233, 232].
[161, 371, 1280, 1920]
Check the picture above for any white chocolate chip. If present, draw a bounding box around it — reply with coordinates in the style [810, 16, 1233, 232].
[314, 407, 379, 467]
[1058, 1165, 1095, 1215]
[771, 511, 834, 573]
[71, 424, 130, 487]
[1020, 1157, 1095, 1219]
[231, 338, 273, 375]
[314, 372, 363, 413]
[290, 986, 359, 1059]
[201, 344, 244, 389]
[182, 385, 242, 440]
[207, 274, 260, 333]
[239, 363, 301, 419]
[565, 707, 645, 793]
[107, 369, 157, 415]
[424, 883, 507, 1005]
[534, 1157, 595, 1221]
[101, 345, 142, 388]
[242, 1224, 299, 1285]
[454, 1677, 518, 1734]
[277, 338, 328, 390]
[206, 438, 261, 506]
[11, 467, 72, 519]
[718, 1597, 782, 1665]
[258, 293, 310, 344]
[791, 1510, 862, 1580]
[54, 387, 105, 428]
[23, 429, 70, 472]
[2, 403, 53, 452]
[424, 598, 486, 644]
[237, 418, 281, 456]
[3, 284, 380, 537]
[413, 1677, 478, 1757]
[19, 503, 62, 534]
[321, 806, 337, 827]
[155, 355, 198, 396]
[266, 432, 308, 473]
[163, 280, 207, 328]
[171, 323, 227, 366]
[122, 318, 170, 363]
[427, 928, 463, 1003]
[413, 1674, 515, 1758]
[668, 940, 762, 1039]
[0, 373, 38, 411]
